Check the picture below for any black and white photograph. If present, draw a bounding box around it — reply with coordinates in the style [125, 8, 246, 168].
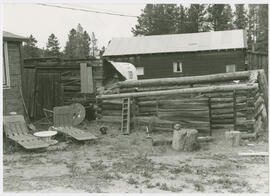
[1, 1, 269, 194]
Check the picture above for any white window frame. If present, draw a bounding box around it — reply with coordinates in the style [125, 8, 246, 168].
[173, 61, 183, 73]
[3, 41, 10, 88]
[136, 67, 144, 76]
[226, 64, 236, 73]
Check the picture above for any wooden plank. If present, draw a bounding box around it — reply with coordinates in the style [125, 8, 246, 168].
[80, 63, 94, 93]
[238, 152, 268, 156]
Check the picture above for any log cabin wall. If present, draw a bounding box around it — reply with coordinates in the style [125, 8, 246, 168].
[97, 70, 267, 135]
[23, 58, 103, 120]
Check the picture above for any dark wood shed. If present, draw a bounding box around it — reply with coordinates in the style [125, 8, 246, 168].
[103, 29, 248, 79]
[22, 58, 103, 120]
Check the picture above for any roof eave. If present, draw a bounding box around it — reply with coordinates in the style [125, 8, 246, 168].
[3, 37, 28, 42]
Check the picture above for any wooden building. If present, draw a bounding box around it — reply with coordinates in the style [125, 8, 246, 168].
[103, 30, 248, 79]
[3, 31, 27, 115]
[23, 58, 103, 120]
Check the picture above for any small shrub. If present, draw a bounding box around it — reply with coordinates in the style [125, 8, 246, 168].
[127, 176, 138, 185]
[160, 183, 169, 191]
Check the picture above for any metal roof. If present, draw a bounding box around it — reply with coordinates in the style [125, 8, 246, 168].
[3, 31, 28, 42]
[103, 29, 247, 56]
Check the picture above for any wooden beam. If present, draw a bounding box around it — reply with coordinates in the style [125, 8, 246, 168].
[97, 83, 258, 100]
[117, 71, 251, 88]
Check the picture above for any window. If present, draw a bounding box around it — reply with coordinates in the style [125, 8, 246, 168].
[226, 64, 236, 73]
[136, 67, 144, 76]
[173, 62, 182, 73]
[3, 42, 10, 88]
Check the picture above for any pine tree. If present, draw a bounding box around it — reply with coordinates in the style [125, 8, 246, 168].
[90, 32, 98, 57]
[22, 34, 42, 58]
[45, 33, 61, 57]
[234, 4, 248, 29]
[186, 4, 207, 33]
[207, 4, 234, 31]
[64, 24, 91, 59]
[175, 5, 188, 33]
[131, 4, 178, 36]
[256, 4, 268, 53]
[247, 4, 259, 50]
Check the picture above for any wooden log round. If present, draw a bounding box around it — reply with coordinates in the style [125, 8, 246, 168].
[172, 128, 198, 151]
[225, 131, 241, 147]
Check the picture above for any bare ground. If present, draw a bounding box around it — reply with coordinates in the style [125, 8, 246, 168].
[3, 121, 269, 193]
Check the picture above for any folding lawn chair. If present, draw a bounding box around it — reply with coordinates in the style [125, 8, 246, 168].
[3, 115, 50, 150]
[53, 105, 97, 141]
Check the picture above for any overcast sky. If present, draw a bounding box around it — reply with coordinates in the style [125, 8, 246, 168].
[3, 3, 145, 50]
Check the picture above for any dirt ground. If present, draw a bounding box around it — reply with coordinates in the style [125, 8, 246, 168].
[3, 121, 269, 193]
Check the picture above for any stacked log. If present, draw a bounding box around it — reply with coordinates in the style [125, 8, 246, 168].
[96, 99, 122, 124]
[96, 70, 267, 135]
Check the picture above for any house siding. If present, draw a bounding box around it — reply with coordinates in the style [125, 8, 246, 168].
[107, 50, 246, 79]
[3, 41, 24, 115]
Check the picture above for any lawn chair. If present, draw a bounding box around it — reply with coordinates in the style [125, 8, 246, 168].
[3, 115, 50, 150]
[52, 105, 97, 141]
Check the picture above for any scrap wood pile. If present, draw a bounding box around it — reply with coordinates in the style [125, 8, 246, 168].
[96, 70, 268, 136]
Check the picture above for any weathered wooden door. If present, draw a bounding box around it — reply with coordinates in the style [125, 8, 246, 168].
[35, 70, 62, 119]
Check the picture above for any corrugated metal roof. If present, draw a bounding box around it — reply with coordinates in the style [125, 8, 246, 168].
[3, 31, 28, 42]
[103, 29, 247, 56]
[109, 61, 138, 80]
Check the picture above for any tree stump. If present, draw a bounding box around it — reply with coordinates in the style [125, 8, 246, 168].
[172, 128, 198, 151]
[225, 131, 241, 147]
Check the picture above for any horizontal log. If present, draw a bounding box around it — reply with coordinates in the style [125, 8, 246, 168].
[211, 113, 234, 119]
[211, 103, 233, 109]
[117, 70, 251, 88]
[102, 110, 122, 116]
[139, 107, 157, 113]
[211, 108, 234, 115]
[211, 98, 233, 102]
[101, 104, 122, 110]
[97, 83, 258, 100]
[158, 110, 210, 117]
[203, 92, 234, 97]
[133, 116, 174, 124]
[158, 118, 210, 127]
[211, 124, 234, 129]
[211, 119, 234, 124]
[96, 116, 121, 123]
[120, 85, 191, 92]
[102, 100, 122, 105]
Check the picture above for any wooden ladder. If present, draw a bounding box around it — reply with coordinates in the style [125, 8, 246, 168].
[121, 97, 131, 135]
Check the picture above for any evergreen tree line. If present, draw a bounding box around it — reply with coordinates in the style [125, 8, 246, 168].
[22, 23, 102, 59]
[132, 4, 268, 53]
[22, 4, 268, 59]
